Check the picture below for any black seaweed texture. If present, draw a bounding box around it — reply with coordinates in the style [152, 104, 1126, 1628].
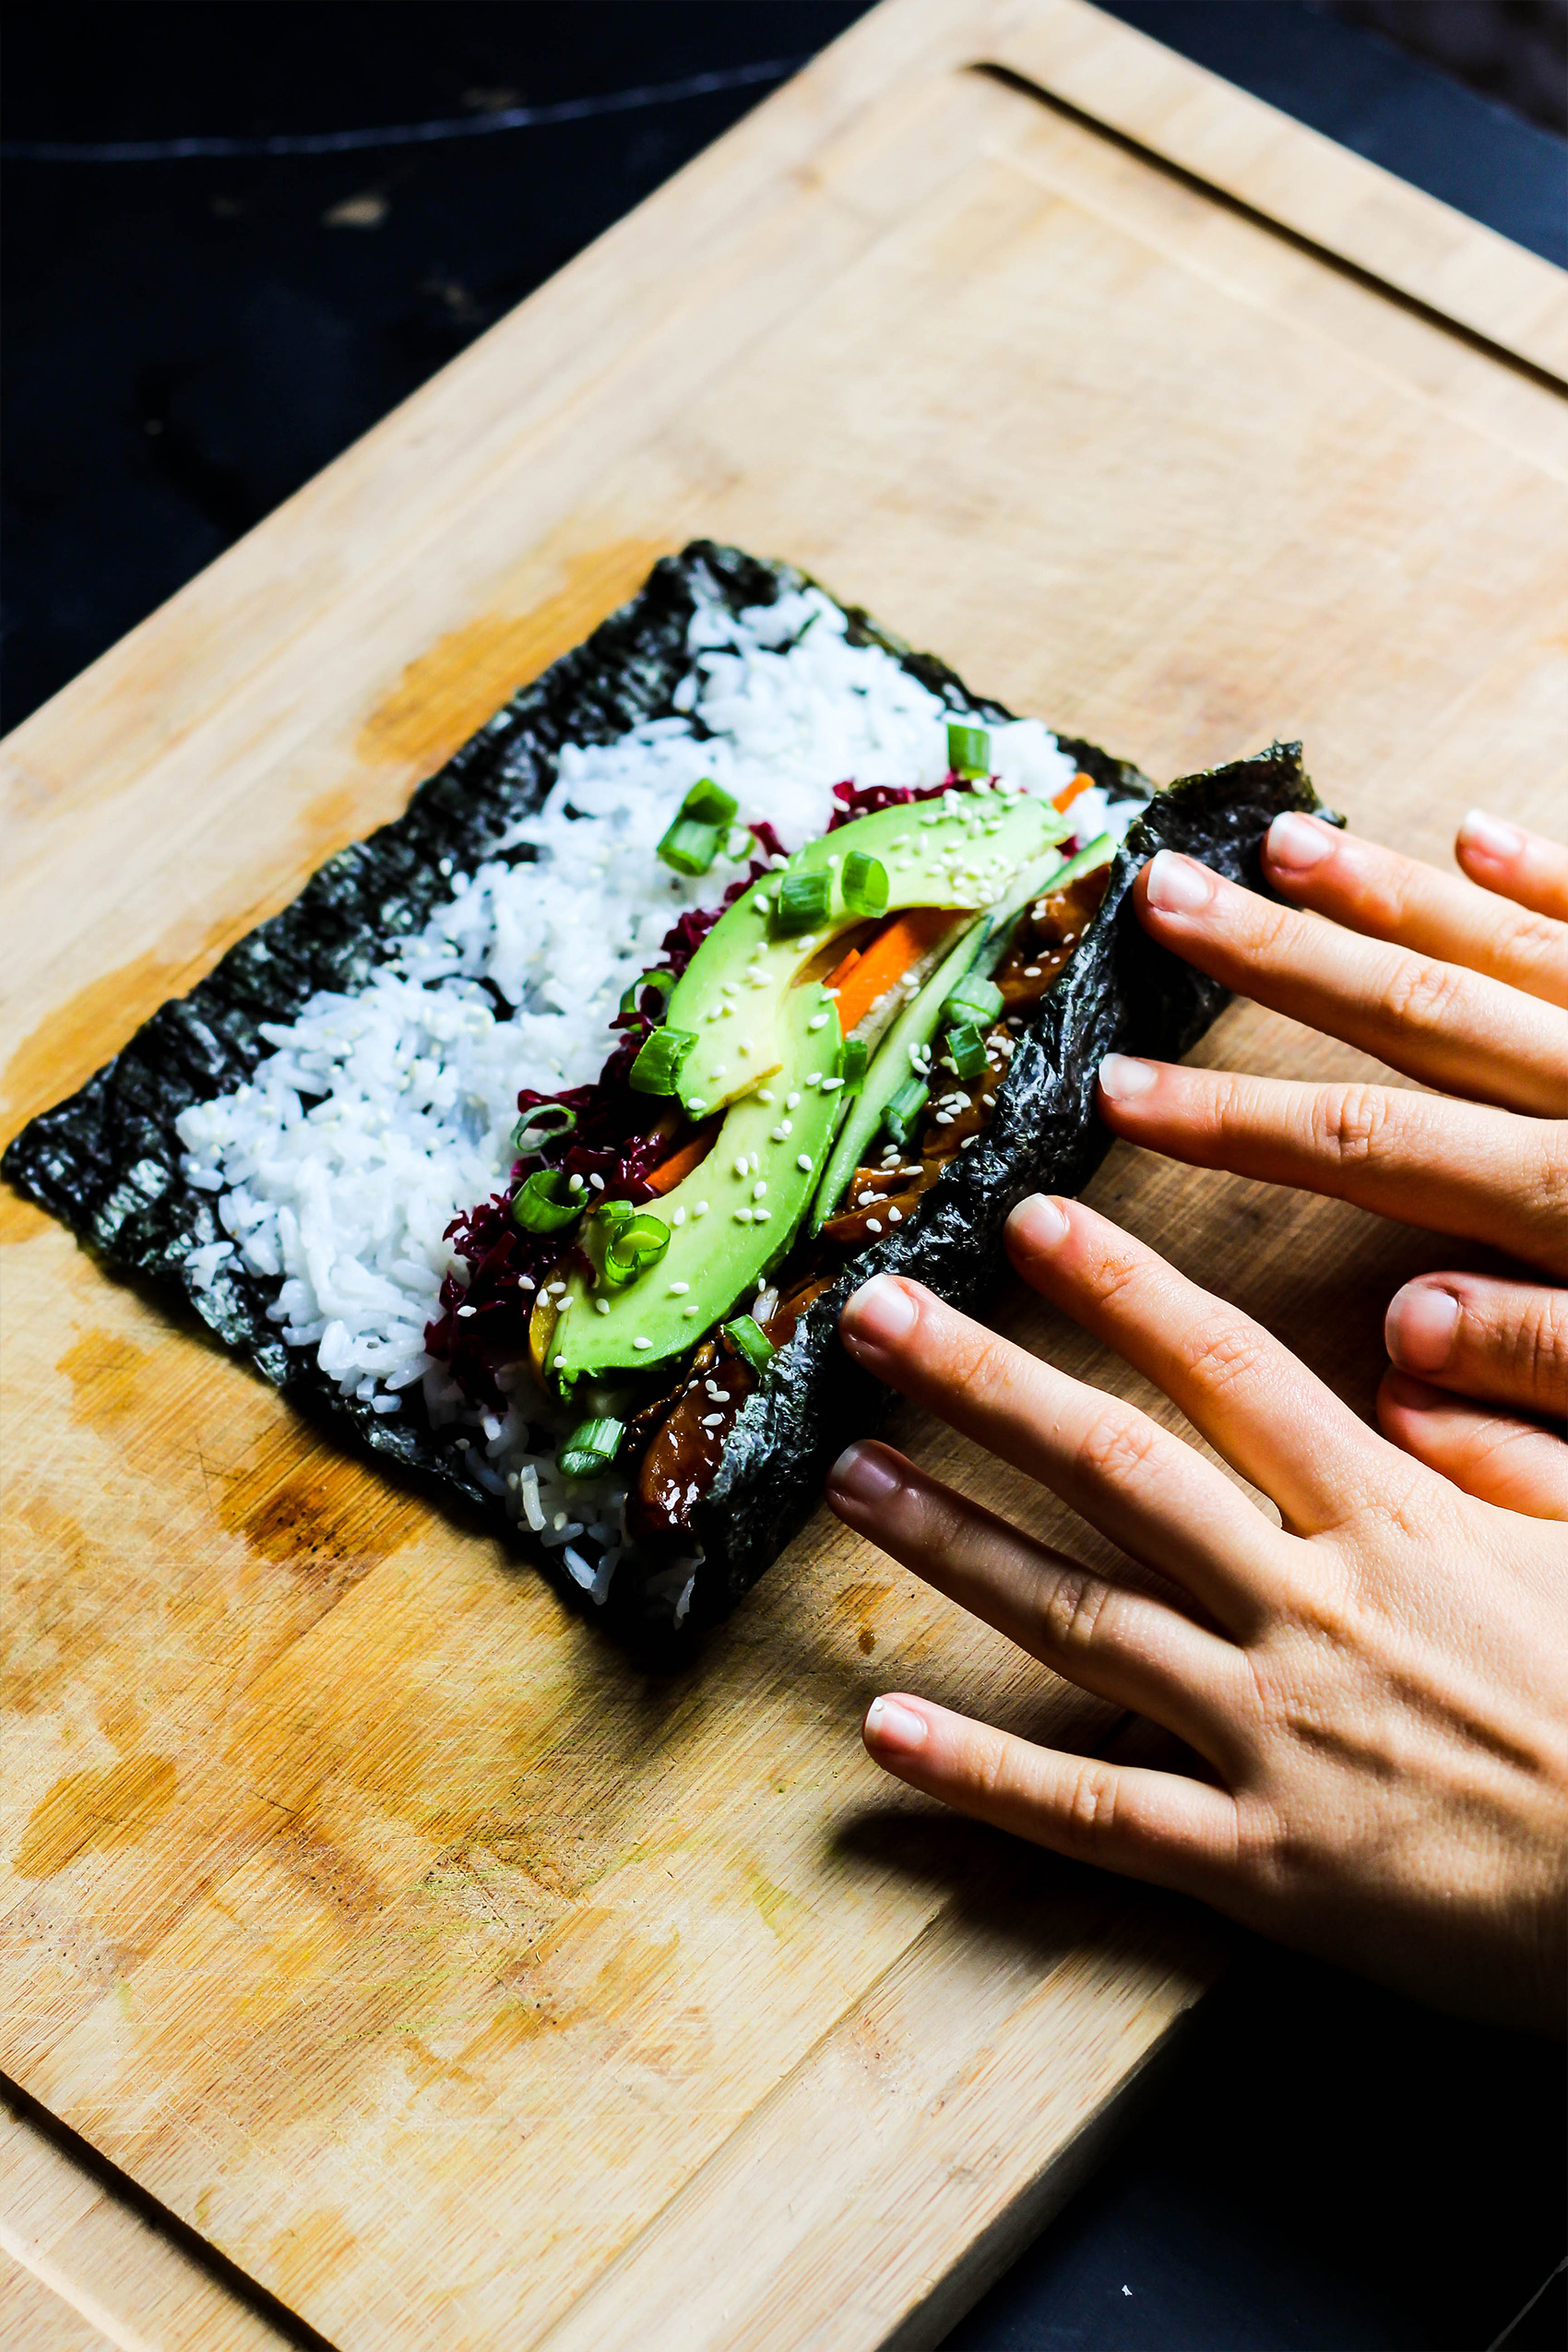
[4, 542, 788, 1512]
[4, 545, 1328, 1638]
[672, 742, 1331, 1638]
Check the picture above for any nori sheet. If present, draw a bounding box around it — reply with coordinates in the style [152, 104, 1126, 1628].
[3, 543, 1332, 1640]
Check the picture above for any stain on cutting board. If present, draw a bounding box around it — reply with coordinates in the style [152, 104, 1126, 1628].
[357, 535, 671, 770]
[14, 1755, 177, 1878]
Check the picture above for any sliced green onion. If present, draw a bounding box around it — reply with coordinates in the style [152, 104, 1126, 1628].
[511, 1102, 577, 1157]
[603, 1212, 671, 1289]
[629, 1026, 697, 1095]
[840, 851, 888, 917]
[946, 720, 992, 779]
[840, 1037, 868, 1093]
[774, 868, 834, 934]
[723, 1315, 775, 1373]
[512, 1169, 583, 1232]
[681, 778, 738, 827]
[558, 1416, 624, 1478]
[723, 823, 756, 861]
[943, 972, 1004, 1027]
[617, 968, 675, 1022]
[657, 816, 721, 877]
[881, 1075, 930, 1151]
[944, 1022, 991, 1080]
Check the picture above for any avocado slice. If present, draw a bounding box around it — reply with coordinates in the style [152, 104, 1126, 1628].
[549, 790, 1071, 1390]
[547, 981, 844, 1388]
[808, 837, 1074, 1227]
[663, 790, 1065, 1119]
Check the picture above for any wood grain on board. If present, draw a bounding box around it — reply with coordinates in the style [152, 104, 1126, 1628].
[3, 1, 1564, 2346]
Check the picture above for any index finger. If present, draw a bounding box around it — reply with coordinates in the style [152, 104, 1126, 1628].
[837, 1273, 1278, 1630]
[1134, 851, 1566, 1118]
[1263, 812, 1567, 1009]
[1004, 1194, 1389, 1538]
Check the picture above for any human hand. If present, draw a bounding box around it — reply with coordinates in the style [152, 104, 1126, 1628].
[1096, 807, 1567, 1516]
[827, 1217, 1568, 2034]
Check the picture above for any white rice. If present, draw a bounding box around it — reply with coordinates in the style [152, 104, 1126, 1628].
[174, 582, 1140, 1590]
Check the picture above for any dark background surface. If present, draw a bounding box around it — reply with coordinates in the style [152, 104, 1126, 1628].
[4, 7, 1566, 2350]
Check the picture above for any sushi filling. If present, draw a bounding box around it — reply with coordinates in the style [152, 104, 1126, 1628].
[429, 787, 1116, 1556]
[172, 581, 1141, 1604]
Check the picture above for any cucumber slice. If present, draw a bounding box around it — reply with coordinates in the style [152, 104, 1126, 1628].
[1047, 831, 1115, 890]
[809, 842, 1070, 1229]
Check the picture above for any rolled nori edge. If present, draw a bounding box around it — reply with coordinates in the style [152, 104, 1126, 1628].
[658, 739, 1336, 1645]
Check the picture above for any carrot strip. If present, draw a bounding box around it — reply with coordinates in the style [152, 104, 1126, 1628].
[825, 945, 862, 993]
[1052, 771, 1094, 815]
[832, 906, 956, 1036]
[645, 1121, 719, 1194]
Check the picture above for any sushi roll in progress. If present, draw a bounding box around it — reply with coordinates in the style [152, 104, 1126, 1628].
[4, 544, 1332, 1639]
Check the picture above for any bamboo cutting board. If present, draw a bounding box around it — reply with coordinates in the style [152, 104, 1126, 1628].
[4, 3, 1566, 2346]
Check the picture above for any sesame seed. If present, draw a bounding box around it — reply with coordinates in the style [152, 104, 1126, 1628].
[752, 1180, 767, 1200]
[770, 1125, 787, 1143]
[671, 1207, 686, 1226]
[1023, 966, 1041, 979]
[805, 1072, 821, 1087]
[567, 1172, 584, 1192]
[687, 1098, 707, 1112]
[701, 1413, 724, 1430]
[734, 1156, 750, 1178]
[683, 1304, 701, 1317]
[595, 1298, 611, 1314]
[634, 1335, 653, 1348]
[808, 1013, 830, 1032]
[887, 1206, 903, 1223]
[695, 1200, 709, 1216]
[758, 1088, 775, 1103]
[866, 1218, 883, 1234]
[735, 1207, 753, 1224]
[821, 1075, 844, 1091]
[785, 1091, 802, 1110]
[754, 1207, 771, 1221]
[796, 1153, 814, 1172]
[668, 1280, 690, 1295]
[960, 1134, 977, 1148]
[588, 1172, 604, 1189]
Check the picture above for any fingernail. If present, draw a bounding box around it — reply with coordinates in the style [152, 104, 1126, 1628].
[1099, 1052, 1158, 1101]
[864, 1695, 929, 1754]
[1385, 1282, 1460, 1374]
[1458, 809, 1523, 860]
[831, 1442, 901, 1506]
[1266, 811, 1336, 872]
[1009, 1193, 1070, 1248]
[1144, 850, 1215, 914]
[842, 1272, 918, 1351]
